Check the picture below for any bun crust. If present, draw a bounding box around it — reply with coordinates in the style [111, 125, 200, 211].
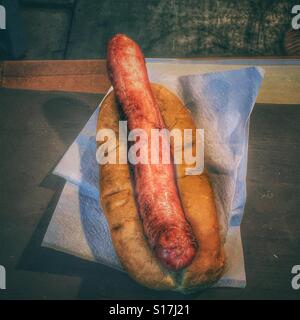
[98, 84, 225, 292]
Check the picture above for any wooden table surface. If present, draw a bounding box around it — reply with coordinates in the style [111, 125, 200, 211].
[0, 59, 300, 300]
[1, 58, 300, 104]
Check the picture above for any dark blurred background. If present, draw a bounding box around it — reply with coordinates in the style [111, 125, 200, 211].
[0, 0, 299, 60]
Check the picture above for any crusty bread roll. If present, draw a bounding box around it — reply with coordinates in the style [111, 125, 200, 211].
[97, 83, 226, 292]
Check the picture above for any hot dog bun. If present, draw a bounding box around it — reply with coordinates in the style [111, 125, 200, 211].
[97, 83, 226, 292]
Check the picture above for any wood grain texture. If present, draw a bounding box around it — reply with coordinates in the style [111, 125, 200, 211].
[285, 30, 300, 55]
[0, 60, 110, 93]
[1, 59, 300, 104]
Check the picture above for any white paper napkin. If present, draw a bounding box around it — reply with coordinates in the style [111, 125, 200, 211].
[43, 62, 264, 288]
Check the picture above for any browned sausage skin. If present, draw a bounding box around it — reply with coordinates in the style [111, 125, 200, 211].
[107, 34, 197, 271]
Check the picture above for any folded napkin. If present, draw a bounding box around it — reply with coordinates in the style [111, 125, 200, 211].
[43, 63, 264, 288]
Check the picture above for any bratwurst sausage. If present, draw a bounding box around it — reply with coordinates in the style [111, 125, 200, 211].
[107, 34, 197, 271]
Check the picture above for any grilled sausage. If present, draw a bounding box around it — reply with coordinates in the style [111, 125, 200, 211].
[107, 34, 197, 271]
